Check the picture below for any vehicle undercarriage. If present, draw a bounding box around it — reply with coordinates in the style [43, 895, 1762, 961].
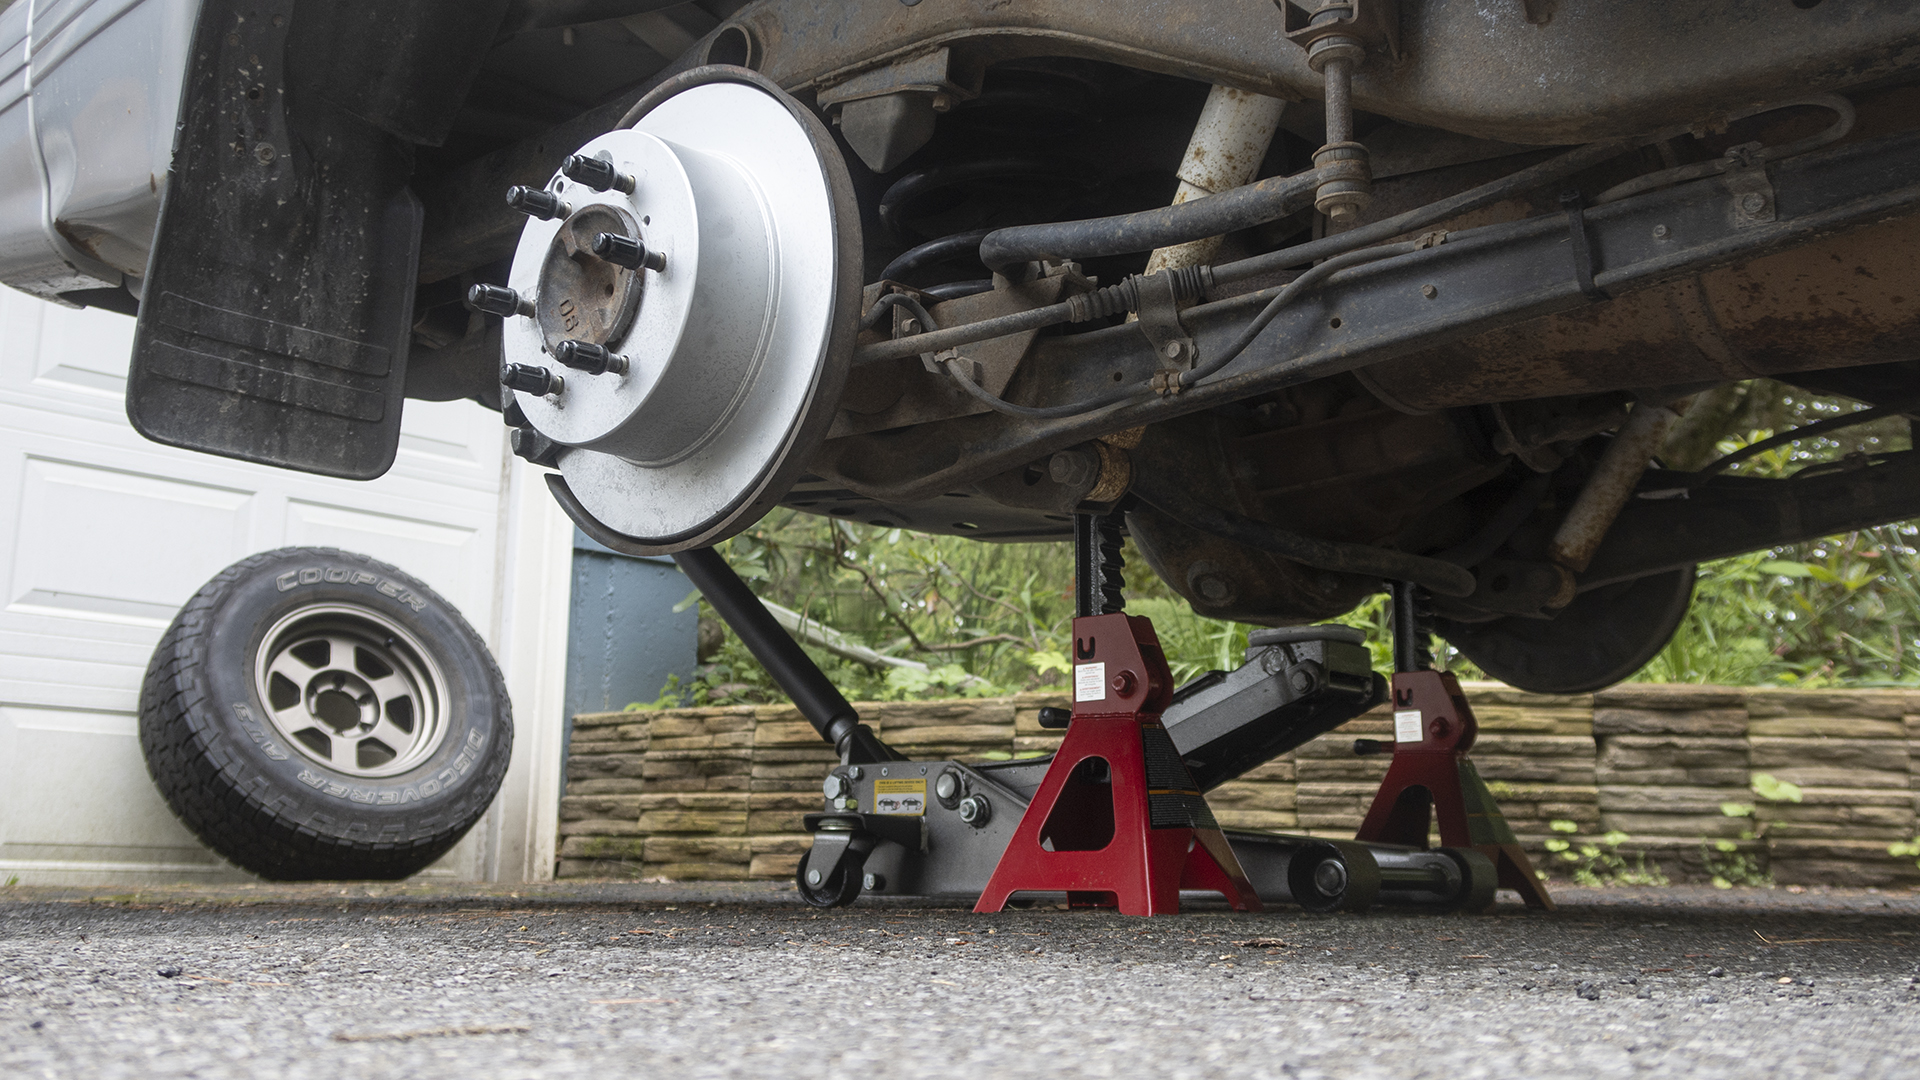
[18, 0, 1920, 695]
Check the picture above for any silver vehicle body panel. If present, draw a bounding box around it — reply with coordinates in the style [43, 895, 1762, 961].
[0, 0, 197, 302]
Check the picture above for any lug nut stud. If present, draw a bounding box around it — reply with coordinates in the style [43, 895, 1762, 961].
[561, 153, 635, 194]
[505, 185, 569, 220]
[554, 339, 629, 375]
[592, 232, 667, 273]
[466, 283, 534, 318]
[501, 363, 564, 396]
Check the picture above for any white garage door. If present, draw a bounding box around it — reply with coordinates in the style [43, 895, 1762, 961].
[0, 289, 574, 886]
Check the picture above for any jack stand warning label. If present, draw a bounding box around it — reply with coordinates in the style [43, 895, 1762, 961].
[1075, 661, 1107, 702]
[873, 778, 927, 816]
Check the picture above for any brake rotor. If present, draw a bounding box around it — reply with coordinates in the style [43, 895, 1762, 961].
[501, 68, 860, 552]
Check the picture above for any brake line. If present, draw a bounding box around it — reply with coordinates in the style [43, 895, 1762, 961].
[921, 242, 1417, 420]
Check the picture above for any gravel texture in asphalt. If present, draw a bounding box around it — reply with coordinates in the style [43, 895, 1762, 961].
[3, 881, 1918, 1079]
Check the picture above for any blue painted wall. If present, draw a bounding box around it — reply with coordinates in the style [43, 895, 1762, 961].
[563, 529, 699, 719]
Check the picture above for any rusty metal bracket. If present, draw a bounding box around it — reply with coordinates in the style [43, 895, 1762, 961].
[1724, 163, 1778, 228]
[1133, 271, 1198, 396]
[1557, 190, 1610, 302]
[815, 47, 983, 112]
[1279, 0, 1400, 61]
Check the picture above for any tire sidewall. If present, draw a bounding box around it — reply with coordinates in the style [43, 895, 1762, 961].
[188, 549, 509, 843]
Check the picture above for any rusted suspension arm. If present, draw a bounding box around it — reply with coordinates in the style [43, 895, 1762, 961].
[1579, 451, 1920, 593]
[811, 127, 1920, 504]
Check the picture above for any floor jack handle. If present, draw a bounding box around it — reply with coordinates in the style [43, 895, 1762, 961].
[672, 547, 897, 763]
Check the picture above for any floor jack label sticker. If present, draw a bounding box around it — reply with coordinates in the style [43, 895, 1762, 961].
[1075, 662, 1107, 702]
[873, 778, 927, 816]
[1394, 709, 1424, 743]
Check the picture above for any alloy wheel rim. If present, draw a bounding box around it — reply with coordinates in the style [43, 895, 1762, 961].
[253, 604, 450, 778]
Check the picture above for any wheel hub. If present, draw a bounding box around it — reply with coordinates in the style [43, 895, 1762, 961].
[499, 72, 857, 551]
[306, 671, 376, 734]
[535, 203, 645, 353]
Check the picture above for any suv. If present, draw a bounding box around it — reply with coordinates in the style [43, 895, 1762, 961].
[5, 0, 1917, 692]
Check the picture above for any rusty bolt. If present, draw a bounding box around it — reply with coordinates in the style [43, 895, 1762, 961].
[1420, 284, 1438, 299]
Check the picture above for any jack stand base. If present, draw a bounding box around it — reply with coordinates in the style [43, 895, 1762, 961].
[1354, 669, 1555, 911]
[975, 613, 1260, 915]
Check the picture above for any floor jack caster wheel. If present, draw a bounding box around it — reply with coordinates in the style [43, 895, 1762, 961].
[796, 847, 864, 908]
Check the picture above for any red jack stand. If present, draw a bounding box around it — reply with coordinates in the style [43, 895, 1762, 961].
[975, 612, 1261, 915]
[1354, 668, 1555, 910]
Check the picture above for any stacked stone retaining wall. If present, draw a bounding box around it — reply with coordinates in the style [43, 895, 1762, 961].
[559, 684, 1920, 887]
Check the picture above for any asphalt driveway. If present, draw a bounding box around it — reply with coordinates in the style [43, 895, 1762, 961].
[3, 881, 1917, 1079]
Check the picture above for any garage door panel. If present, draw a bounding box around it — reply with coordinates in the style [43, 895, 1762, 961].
[0, 286, 134, 405]
[282, 498, 489, 619]
[0, 651, 145, 711]
[9, 456, 253, 624]
[0, 703, 243, 882]
[28, 297, 134, 396]
[393, 398, 500, 480]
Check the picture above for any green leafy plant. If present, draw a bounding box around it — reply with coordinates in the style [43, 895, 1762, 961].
[1542, 819, 1668, 886]
[1701, 789, 1785, 888]
[1704, 838, 1770, 889]
[1750, 773, 1803, 803]
[1888, 837, 1920, 870]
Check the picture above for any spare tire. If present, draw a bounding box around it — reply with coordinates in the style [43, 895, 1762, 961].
[139, 547, 512, 880]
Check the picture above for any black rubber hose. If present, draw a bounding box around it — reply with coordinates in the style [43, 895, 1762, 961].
[1682, 401, 1911, 486]
[1213, 140, 1635, 285]
[880, 229, 992, 282]
[1130, 477, 1478, 598]
[921, 279, 995, 301]
[979, 169, 1324, 274]
[670, 547, 865, 751]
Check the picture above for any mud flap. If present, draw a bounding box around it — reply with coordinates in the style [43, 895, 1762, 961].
[128, 0, 506, 479]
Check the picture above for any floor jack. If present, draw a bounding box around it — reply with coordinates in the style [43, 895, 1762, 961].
[668, 513, 1543, 915]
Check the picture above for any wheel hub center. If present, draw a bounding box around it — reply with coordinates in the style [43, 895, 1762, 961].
[537, 203, 644, 353]
[306, 670, 376, 733]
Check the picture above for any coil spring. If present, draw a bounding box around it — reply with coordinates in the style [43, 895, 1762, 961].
[875, 157, 1086, 298]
